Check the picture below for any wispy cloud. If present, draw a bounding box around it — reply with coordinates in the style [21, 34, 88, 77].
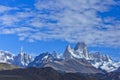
[0, 5, 17, 13]
[0, 0, 120, 47]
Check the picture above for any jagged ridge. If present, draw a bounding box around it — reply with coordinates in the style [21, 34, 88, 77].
[0, 42, 120, 72]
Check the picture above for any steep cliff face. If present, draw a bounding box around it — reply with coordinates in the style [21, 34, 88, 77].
[63, 42, 89, 60]
[74, 42, 89, 59]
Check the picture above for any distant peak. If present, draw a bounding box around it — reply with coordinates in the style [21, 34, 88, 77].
[20, 47, 24, 54]
[74, 42, 86, 50]
[101, 54, 112, 62]
[66, 44, 72, 50]
[52, 51, 57, 58]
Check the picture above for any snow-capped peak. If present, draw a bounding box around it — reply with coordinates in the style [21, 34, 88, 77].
[19, 47, 24, 55]
[101, 54, 112, 62]
[0, 50, 14, 63]
[28, 52, 54, 67]
[89, 52, 119, 72]
[13, 48, 33, 67]
[89, 52, 112, 62]
[0, 49, 33, 67]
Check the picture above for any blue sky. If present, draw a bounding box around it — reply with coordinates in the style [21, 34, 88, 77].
[0, 0, 120, 60]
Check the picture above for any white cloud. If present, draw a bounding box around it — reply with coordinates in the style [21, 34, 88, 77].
[0, 0, 120, 47]
[0, 14, 20, 26]
[0, 5, 17, 13]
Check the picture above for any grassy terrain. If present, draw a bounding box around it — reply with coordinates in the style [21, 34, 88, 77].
[0, 63, 19, 71]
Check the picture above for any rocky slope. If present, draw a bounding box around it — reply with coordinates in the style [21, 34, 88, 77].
[44, 59, 103, 73]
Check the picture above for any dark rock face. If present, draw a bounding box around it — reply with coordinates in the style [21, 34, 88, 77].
[74, 42, 86, 51]
[63, 45, 73, 60]
[114, 67, 120, 72]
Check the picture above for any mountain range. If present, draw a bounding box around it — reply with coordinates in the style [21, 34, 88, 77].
[0, 42, 120, 73]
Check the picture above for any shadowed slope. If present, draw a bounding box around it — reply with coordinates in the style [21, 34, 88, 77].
[0, 67, 119, 80]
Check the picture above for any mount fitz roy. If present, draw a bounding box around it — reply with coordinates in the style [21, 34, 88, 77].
[0, 42, 120, 73]
[63, 42, 120, 72]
